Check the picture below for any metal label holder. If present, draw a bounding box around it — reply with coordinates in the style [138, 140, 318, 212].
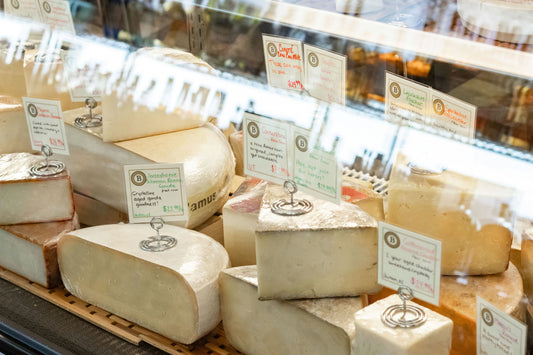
[29, 145, 66, 177]
[381, 286, 427, 328]
[75, 97, 102, 128]
[271, 180, 313, 216]
[139, 217, 177, 252]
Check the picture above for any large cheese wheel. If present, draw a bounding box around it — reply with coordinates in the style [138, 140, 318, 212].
[58, 223, 230, 344]
[62, 107, 235, 229]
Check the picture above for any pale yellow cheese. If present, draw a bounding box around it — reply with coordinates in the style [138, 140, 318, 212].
[0, 95, 31, 154]
[341, 175, 384, 221]
[0, 49, 26, 98]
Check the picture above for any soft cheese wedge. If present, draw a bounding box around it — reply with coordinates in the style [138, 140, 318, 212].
[0, 153, 74, 224]
[220, 265, 363, 355]
[354, 295, 453, 355]
[58, 223, 230, 344]
[388, 153, 514, 275]
[0, 95, 31, 154]
[256, 184, 380, 300]
[222, 177, 267, 266]
[367, 263, 525, 355]
[62, 107, 235, 229]
[102, 47, 217, 142]
[0, 215, 78, 288]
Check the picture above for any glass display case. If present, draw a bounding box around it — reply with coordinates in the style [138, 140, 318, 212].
[0, 0, 533, 354]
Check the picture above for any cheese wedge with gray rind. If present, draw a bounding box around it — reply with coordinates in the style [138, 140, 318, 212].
[354, 295, 453, 355]
[0, 215, 78, 288]
[387, 153, 514, 275]
[0, 153, 74, 225]
[256, 185, 380, 300]
[58, 223, 230, 344]
[0, 95, 31, 154]
[220, 265, 363, 355]
[62, 107, 235, 229]
[102, 47, 216, 142]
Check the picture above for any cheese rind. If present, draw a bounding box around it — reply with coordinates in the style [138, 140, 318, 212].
[256, 185, 380, 300]
[62, 108, 235, 229]
[58, 223, 230, 344]
[0, 95, 31, 154]
[0, 153, 74, 224]
[354, 295, 453, 355]
[220, 265, 363, 355]
[0, 216, 78, 288]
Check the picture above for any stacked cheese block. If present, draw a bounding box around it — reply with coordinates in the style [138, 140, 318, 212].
[0, 152, 78, 288]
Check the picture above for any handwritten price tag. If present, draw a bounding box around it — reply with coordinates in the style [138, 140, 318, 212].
[5, 0, 75, 34]
[378, 222, 442, 305]
[123, 163, 188, 224]
[385, 72, 430, 125]
[477, 297, 526, 355]
[428, 90, 477, 140]
[262, 34, 304, 92]
[4, 0, 42, 23]
[243, 112, 291, 185]
[22, 97, 69, 155]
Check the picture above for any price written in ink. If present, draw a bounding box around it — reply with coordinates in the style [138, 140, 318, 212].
[262, 34, 304, 92]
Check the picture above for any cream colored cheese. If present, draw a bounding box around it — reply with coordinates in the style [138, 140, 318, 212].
[0, 95, 31, 154]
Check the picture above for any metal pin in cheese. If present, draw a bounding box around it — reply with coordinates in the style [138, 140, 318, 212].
[256, 185, 380, 300]
[58, 223, 230, 344]
[353, 295, 453, 354]
[0, 96, 31, 154]
[388, 153, 514, 275]
[0, 153, 74, 224]
[220, 265, 363, 355]
[222, 177, 267, 266]
[367, 263, 525, 355]
[0, 49, 26, 98]
[0, 216, 78, 288]
[62, 107, 235, 229]
[102, 47, 217, 142]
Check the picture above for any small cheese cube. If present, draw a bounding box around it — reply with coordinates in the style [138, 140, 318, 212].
[58, 223, 230, 344]
[220, 265, 363, 355]
[354, 295, 453, 354]
[0, 153, 74, 224]
[256, 185, 380, 300]
[0, 96, 31, 154]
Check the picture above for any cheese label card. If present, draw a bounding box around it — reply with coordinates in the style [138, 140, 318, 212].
[4, 0, 42, 22]
[477, 296, 526, 355]
[123, 163, 188, 224]
[303, 44, 346, 105]
[61, 51, 103, 102]
[244, 112, 291, 185]
[385, 72, 430, 125]
[291, 126, 341, 203]
[262, 34, 304, 92]
[37, 0, 76, 34]
[22, 97, 69, 155]
[378, 222, 442, 305]
[429, 89, 477, 140]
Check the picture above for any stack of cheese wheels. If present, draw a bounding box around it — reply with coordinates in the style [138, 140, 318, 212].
[0, 152, 78, 288]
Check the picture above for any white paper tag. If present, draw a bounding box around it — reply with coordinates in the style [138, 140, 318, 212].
[428, 89, 477, 140]
[378, 222, 442, 305]
[4, 0, 42, 22]
[291, 126, 341, 203]
[477, 296, 527, 355]
[22, 97, 69, 155]
[262, 34, 304, 92]
[303, 44, 346, 105]
[243, 112, 291, 185]
[37, 0, 75, 34]
[385, 72, 430, 125]
[60, 51, 103, 102]
[123, 163, 189, 224]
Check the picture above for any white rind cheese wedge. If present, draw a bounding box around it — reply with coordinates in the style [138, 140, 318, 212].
[0, 153, 74, 224]
[0, 49, 26, 98]
[222, 177, 267, 266]
[354, 295, 453, 355]
[388, 153, 514, 275]
[62, 107, 235, 229]
[58, 223, 230, 344]
[102, 47, 216, 142]
[220, 265, 363, 355]
[256, 185, 380, 300]
[0, 215, 78, 288]
[0, 96, 31, 154]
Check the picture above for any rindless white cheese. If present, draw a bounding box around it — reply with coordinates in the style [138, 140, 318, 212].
[0, 95, 31, 154]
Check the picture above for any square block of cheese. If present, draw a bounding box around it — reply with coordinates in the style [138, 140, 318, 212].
[0, 216, 78, 288]
[387, 153, 514, 275]
[220, 265, 363, 355]
[0, 95, 31, 154]
[58, 223, 230, 344]
[354, 295, 453, 354]
[0, 153, 74, 224]
[256, 185, 380, 300]
[222, 177, 267, 266]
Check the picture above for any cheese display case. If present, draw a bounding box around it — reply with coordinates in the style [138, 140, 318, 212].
[0, 0, 533, 354]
